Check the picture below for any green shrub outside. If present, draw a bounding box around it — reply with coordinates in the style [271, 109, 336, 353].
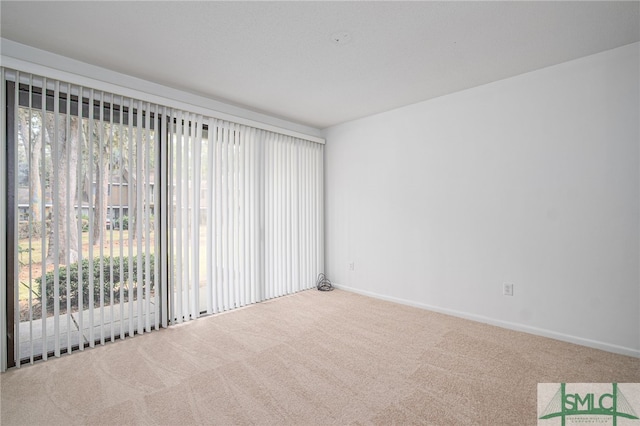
[35, 254, 155, 309]
[111, 215, 155, 231]
[116, 215, 131, 230]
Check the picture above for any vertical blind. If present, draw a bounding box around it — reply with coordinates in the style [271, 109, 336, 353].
[5, 71, 161, 364]
[169, 117, 324, 323]
[2, 68, 324, 368]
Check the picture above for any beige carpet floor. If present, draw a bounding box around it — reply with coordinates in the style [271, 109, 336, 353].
[1, 289, 638, 425]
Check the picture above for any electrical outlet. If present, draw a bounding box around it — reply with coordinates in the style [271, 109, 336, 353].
[503, 283, 514, 296]
[348, 262, 355, 271]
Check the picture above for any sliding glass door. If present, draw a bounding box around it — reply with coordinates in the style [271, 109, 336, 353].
[5, 77, 160, 364]
[3, 68, 324, 369]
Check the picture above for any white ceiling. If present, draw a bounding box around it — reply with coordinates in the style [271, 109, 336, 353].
[1, 1, 639, 129]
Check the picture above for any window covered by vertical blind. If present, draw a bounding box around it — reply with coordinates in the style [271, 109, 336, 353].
[167, 114, 324, 323]
[2, 68, 324, 368]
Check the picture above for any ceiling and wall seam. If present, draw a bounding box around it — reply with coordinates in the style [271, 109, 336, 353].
[1, 2, 637, 129]
[0, 39, 325, 144]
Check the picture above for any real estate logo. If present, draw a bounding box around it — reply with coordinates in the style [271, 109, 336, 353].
[538, 383, 640, 426]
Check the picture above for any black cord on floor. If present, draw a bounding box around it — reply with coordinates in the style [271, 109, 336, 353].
[316, 273, 334, 291]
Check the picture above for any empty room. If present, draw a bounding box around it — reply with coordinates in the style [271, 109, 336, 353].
[1, 1, 639, 425]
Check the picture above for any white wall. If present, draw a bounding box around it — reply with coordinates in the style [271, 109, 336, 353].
[324, 43, 640, 357]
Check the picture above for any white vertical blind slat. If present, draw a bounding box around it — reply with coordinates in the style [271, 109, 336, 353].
[277, 135, 283, 296]
[159, 107, 168, 328]
[168, 108, 176, 325]
[240, 129, 247, 306]
[222, 124, 229, 310]
[248, 128, 256, 304]
[319, 143, 325, 275]
[205, 118, 214, 315]
[274, 136, 280, 298]
[135, 100, 144, 333]
[38, 79, 47, 358]
[292, 141, 299, 292]
[284, 138, 290, 295]
[13, 73, 21, 365]
[265, 135, 272, 299]
[98, 92, 106, 346]
[232, 127, 239, 308]
[182, 113, 190, 319]
[255, 130, 262, 303]
[272, 136, 278, 298]
[193, 115, 202, 319]
[228, 124, 235, 309]
[52, 80, 61, 357]
[242, 129, 250, 306]
[144, 104, 152, 332]
[215, 122, 223, 313]
[108, 92, 115, 343]
[238, 129, 245, 307]
[282, 138, 287, 294]
[118, 96, 126, 340]
[154, 104, 161, 330]
[175, 110, 183, 323]
[28, 75, 35, 362]
[303, 143, 308, 286]
[183, 111, 189, 319]
[263, 134, 269, 299]
[65, 82, 73, 353]
[126, 98, 135, 337]
[87, 89, 95, 348]
[314, 143, 319, 277]
[76, 85, 85, 350]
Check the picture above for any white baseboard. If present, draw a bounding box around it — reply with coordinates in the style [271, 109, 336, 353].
[333, 283, 640, 359]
